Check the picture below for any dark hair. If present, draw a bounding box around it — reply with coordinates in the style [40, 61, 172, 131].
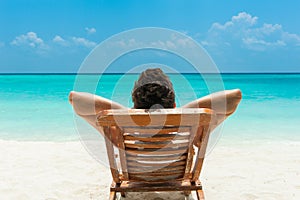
[132, 68, 175, 109]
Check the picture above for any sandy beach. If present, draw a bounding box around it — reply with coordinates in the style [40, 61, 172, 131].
[1, 138, 299, 200]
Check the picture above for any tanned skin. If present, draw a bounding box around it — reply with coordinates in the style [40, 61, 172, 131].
[69, 89, 242, 130]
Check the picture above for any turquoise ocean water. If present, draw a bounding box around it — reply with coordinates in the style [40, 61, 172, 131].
[0, 74, 299, 142]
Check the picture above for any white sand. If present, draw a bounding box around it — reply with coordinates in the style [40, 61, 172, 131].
[0, 139, 299, 200]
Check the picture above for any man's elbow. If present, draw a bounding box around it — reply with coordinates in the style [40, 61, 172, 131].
[68, 91, 82, 116]
[233, 89, 242, 100]
[226, 89, 242, 115]
[69, 91, 75, 105]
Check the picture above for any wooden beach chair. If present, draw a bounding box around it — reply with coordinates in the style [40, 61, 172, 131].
[97, 108, 217, 200]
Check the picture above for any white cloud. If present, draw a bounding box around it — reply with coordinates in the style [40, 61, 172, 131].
[11, 32, 45, 48]
[9, 32, 99, 54]
[282, 32, 300, 45]
[232, 12, 258, 26]
[72, 37, 97, 48]
[110, 31, 196, 53]
[85, 27, 96, 34]
[178, 30, 189, 35]
[113, 38, 142, 48]
[242, 38, 286, 51]
[53, 35, 99, 48]
[208, 12, 258, 33]
[150, 40, 177, 49]
[257, 23, 282, 35]
[111, 32, 195, 51]
[52, 35, 69, 46]
[143, 34, 194, 50]
[53, 35, 64, 42]
[10, 32, 49, 55]
[202, 12, 300, 51]
[200, 40, 210, 46]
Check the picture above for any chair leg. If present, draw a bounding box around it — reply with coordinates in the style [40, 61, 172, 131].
[121, 191, 126, 197]
[183, 190, 191, 196]
[109, 191, 116, 200]
[196, 189, 205, 200]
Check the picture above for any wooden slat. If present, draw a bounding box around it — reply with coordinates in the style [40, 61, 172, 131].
[124, 140, 189, 144]
[127, 165, 185, 173]
[129, 174, 182, 182]
[126, 154, 187, 162]
[129, 170, 184, 176]
[124, 141, 189, 149]
[111, 180, 202, 192]
[127, 160, 186, 167]
[124, 131, 190, 136]
[124, 127, 190, 134]
[124, 134, 189, 142]
[97, 108, 214, 127]
[125, 147, 188, 156]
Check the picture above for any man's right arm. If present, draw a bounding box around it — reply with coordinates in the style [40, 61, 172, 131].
[69, 91, 126, 129]
[69, 91, 126, 116]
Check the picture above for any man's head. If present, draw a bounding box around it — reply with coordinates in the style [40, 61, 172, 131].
[132, 68, 175, 109]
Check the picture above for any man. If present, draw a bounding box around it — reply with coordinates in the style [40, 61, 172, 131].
[69, 68, 242, 133]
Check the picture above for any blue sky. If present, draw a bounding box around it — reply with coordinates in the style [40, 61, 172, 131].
[1, 0, 300, 73]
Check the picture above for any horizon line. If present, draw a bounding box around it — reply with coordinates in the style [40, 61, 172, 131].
[0, 72, 300, 75]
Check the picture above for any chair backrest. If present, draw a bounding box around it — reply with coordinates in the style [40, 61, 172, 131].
[97, 108, 216, 183]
